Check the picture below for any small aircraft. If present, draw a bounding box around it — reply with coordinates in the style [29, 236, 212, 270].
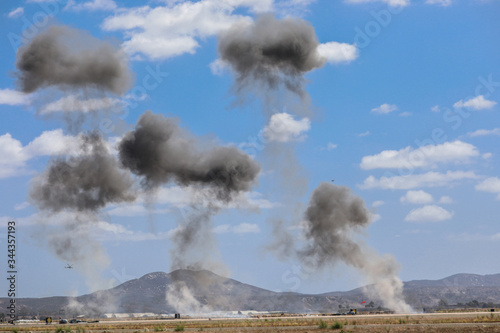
[65, 264, 73, 269]
[331, 179, 335, 182]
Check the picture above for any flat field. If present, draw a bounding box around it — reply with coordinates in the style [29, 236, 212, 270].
[3, 312, 500, 333]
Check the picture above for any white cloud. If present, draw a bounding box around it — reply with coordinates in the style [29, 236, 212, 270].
[467, 128, 500, 137]
[40, 95, 122, 114]
[345, 0, 409, 7]
[431, 105, 441, 112]
[14, 202, 30, 211]
[213, 223, 260, 234]
[65, 0, 117, 11]
[325, 142, 338, 151]
[101, 1, 264, 60]
[358, 131, 370, 137]
[317, 42, 358, 64]
[261, 112, 310, 143]
[482, 152, 492, 159]
[453, 95, 497, 111]
[400, 190, 434, 204]
[360, 140, 480, 170]
[405, 205, 453, 222]
[438, 195, 453, 204]
[372, 200, 385, 207]
[359, 170, 478, 190]
[8, 7, 24, 18]
[209, 58, 229, 75]
[475, 177, 500, 200]
[0, 129, 81, 179]
[0, 89, 30, 106]
[425, 0, 452, 6]
[371, 103, 398, 114]
[399, 112, 412, 117]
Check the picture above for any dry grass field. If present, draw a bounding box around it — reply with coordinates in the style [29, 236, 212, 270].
[2, 312, 500, 333]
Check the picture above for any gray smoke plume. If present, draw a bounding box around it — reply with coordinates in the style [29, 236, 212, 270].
[271, 182, 413, 313]
[29, 132, 135, 292]
[218, 14, 326, 101]
[30, 132, 136, 212]
[16, 25, 132, 94]
[119, 111, 261, 202]
[170, 206, 220, 271]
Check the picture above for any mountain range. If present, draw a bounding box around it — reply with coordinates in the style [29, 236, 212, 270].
[3, 270, 500, 317]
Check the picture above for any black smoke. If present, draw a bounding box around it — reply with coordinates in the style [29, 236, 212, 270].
[16, 25, 132, 94]
[30, 131, 136, 212]
[270, 182, 413, 313]
[119, 111, 261, 202]
[218, 14, 326, 99]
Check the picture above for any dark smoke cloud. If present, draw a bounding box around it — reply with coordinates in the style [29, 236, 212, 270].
[30, 132, 136, 212]
[270, 182, 412, 313]
[299, 183, 370, 268]
[218, 14, 326, 100]
[16, 25, 132, 94]
[119, 111, 260, 202]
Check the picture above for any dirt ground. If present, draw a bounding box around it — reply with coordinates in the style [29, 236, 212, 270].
[2, 312, 500, 333]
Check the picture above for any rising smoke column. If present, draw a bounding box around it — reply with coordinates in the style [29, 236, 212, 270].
[218, 14, 326, 105]
[272, 182, 412, 313]
[29, 131, 136, 292]
[119, 111, 260, 271]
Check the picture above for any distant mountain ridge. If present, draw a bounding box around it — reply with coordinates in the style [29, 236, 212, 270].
[2, 270, 500, 317]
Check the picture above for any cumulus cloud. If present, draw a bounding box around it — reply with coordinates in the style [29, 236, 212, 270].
[453, 95, 497, 111]
[101, 1, 261, 60]
[475, 177, 500, 200]
[0, 89, 30, 106]
[261, 112, 311, 143]
[0, 130, 81, 179]
[317, 42, 358, 64]
[400, 190, 434, 204]
[359, 170, 478, 190]
[372, 200, 385, 207]
[371, 103, 398, 114]
[404, 205, 453, 222]
[345, 0, 409, 7]
[467, 128, 500, 137]
[360, 140, 480, 170]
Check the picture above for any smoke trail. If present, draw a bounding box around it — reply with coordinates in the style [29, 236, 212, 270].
[16, 25, 132, 94]
[271, 182, 412, 313]
[218, 14, 326, 104]
[119, 111, 260, 202]
[119, 111, 259, 276]
[29, 132, 135, 291]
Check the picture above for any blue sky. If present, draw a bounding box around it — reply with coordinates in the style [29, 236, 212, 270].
[1, 0, 499, 299]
